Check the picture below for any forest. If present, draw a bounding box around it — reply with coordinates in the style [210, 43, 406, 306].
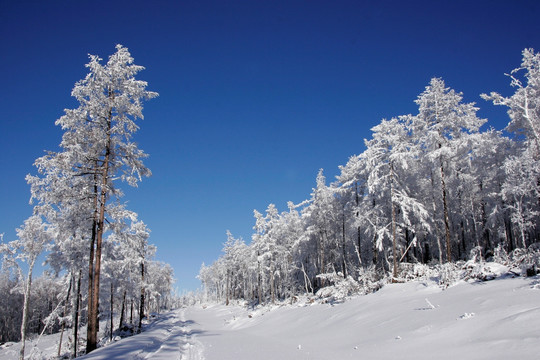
[2, 45, 540, 359]
[199, 48, 540, 305]
[0, 46, 175, 358]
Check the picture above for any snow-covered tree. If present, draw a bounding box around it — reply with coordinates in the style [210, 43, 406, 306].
[482, 48, 540, 249]
[0, 215, 52, 360]
[198, 49, 540, 304]
[111, 218, 153, 332]
[336, 155, 371, 267]
[251, 205, 284, 303]
[301, 170, 342, 286]
[410, 78, 486, 263]
[145, 261, 175, 312]
[0, 265, 23, 343]
[482, 48, 540, 154]
[501, 147, 540, 248]
[25, 45, 157, 353]
[363, 117, 429, 278]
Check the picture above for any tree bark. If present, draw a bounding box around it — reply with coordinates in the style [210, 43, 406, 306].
[110, 283, 114, 341]
[270, 262, 275, 304]
[225, 270, 230, 306]
[391, 163, 398, 280]
[87, 109, 112, 353]
[355, 182, 363, 267]
[73, 270, 82, 358]
[138, 261, 145, 333]
[257, 249, 262, 304]
[430, 169, 444, 264]
[119, 290, 126, 330]
[440, 158, 452, 262]
[318, 230, 326, 287]
[19, 259, 36, 360]
[341, 210, 348, 278]
[57, 276, 73, 357]
[86, 174, 98, 353]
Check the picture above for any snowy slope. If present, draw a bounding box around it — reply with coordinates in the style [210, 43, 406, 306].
[181, 276, 540, 360]
[2, 275, 539, 360]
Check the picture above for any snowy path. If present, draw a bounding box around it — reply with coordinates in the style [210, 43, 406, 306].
[75, 308, 205, 360]
[142, 309, 204, 360]
[177, 310, 205, 360]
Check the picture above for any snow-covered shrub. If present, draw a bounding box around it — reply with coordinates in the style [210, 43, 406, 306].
[437, 263, 461, 288]
[357, 266, 384, 294]
[469, 246, 484, 262]
[315, 272, 360, 302]
[459, 247, 497, 282]
[314, 267, 387, 303]
[461, 261, 497, 282]
[398, 263, 433, 281]
[509, 244, 540, 276]
[492, 244, 509, 265]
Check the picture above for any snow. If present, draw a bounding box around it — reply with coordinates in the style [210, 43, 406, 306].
[1, 274, 539, 360]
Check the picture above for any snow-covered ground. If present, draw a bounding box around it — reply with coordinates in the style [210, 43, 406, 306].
[2, 273, 539, 360]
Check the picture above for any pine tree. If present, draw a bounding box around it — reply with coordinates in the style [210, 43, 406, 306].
[27, 45, 157, 353]
[410, 78, 486, 263]
[363, 117, 429, 278]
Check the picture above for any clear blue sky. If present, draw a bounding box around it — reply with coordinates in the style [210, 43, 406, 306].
[1, 0, 539, 292]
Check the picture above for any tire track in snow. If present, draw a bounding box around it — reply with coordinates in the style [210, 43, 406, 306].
[179, 308, 205, 360]
[144, 309, 204, 360]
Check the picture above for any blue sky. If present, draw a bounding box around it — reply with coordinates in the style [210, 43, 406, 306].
[1, 0, 539, 292]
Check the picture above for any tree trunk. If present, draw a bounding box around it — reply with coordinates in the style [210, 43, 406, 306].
[19, 258, 36, 360]
[86, 175, 98, 353]
[355, 182, 362, 267]
[459, 220, 465, 260]
[73, 270, 82, 358]
[57, 276, 73, 357]
[109, 283, 114, 341]
[301, 262, 312, 294]
[119, 290, 126, 330]
[440, 159, 452, 263]
[270, 262, 275, 304]
[318, 230, 326, 287]
[479, 181, 491, 253]
[423, 242, 431, 264]
[138, 261, 145, 333]
[430, 169, 444, 264]
[372, 234, 378, 266]
[517, 201, 528, 249]
[225, 270, 230, 306]
[505, 214, 515, 252]
[87, 116, 112, 353]
[341, 210, 348, 278]
[372, 198, 379, 266]
[460, 219, 467, 259]
[391, 162, 398, 280]
[257, 249, 262, 304]
[405, 228, 411, 263]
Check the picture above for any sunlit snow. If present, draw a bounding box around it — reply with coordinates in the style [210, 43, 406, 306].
[1, 273, 539, 360]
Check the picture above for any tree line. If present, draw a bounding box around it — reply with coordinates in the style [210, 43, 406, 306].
[0, 45, 174, 358]
[199, 48, 540, 304]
